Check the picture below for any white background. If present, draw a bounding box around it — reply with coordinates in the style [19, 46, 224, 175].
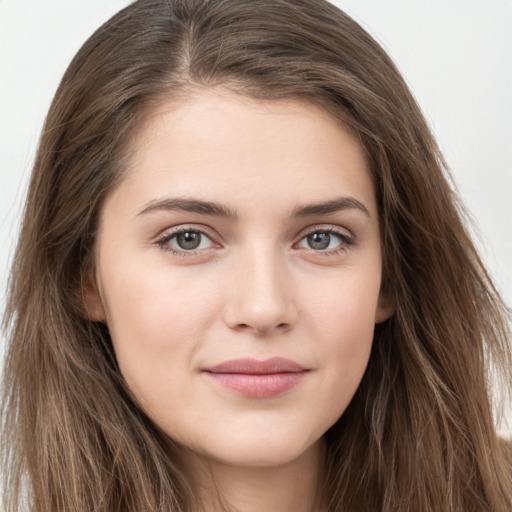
[0, 1, 511, 434]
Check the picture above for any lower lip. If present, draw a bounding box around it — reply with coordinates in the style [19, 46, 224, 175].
[203, 371, 308, 398]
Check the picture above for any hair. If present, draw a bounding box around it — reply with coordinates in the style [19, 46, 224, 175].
[2, 0, 511, 510]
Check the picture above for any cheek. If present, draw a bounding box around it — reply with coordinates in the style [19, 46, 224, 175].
[98, 261, 221, 388]
[305, 266, 381, 342]
[301, 268, 380, 406]
[103, 259, 218, 333]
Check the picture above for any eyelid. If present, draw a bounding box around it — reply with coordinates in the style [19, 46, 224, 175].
[298, 224, 353, 238]
[154, 224, 222, 254]
[293, 224, 355, 253]
[153, 223, 355, 256]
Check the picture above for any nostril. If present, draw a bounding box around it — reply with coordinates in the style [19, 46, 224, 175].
[221, 275, 298, 334]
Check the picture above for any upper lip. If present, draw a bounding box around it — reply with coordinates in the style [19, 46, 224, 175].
[203, 357, 307, 375]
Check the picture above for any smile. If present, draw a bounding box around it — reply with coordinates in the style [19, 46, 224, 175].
[202, 357, 310, 398]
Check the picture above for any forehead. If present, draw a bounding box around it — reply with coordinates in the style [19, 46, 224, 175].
[110, 88, 376, 220]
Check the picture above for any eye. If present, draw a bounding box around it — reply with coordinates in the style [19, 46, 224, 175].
[156, 228, 217, 253]
[296, 229, 353, 252]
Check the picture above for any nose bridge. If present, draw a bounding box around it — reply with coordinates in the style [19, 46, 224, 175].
[224, 240, 296, 334]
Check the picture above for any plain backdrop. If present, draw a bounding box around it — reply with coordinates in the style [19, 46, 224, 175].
[0, 1, 511, 434]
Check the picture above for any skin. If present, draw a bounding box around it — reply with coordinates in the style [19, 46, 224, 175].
[86, 88, 393, 512]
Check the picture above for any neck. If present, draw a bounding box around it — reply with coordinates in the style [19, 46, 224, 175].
[187, 439, 326, 512]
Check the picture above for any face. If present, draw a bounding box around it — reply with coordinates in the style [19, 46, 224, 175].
[87, 88, 392, 469]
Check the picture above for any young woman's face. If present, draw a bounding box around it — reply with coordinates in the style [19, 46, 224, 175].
[88, 89, 392, 469]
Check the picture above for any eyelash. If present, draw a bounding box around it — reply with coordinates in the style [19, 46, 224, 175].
[297, 226, 355, 256]
[154, 225, 355, 257]
[155, 226, 217, 257]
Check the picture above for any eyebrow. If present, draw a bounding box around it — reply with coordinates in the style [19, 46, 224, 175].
[137, 197, 238, 220]
[137, 195, 370, 220]
[290, 197, 370, 218]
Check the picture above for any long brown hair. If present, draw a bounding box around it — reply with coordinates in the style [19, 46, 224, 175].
[2, 1, 511, 510]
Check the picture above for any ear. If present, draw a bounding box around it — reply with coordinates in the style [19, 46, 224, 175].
[80, 274, 107, 323]
[375, 291, 395, 323]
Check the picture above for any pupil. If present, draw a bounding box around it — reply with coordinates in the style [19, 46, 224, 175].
[177, 231, 201, 250]
[307, 232, 330, 250]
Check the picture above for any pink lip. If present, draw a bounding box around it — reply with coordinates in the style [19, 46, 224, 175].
[202, 357, 309, 398]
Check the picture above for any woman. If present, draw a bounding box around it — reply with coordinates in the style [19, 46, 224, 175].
[2, 0, 511, 511]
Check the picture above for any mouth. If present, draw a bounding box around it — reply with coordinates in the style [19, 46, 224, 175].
[202, 357, 309, 398]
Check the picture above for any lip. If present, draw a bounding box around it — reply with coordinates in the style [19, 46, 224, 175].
[202, 357, 309, 398]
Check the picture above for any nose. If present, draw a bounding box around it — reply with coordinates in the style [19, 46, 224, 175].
[222, 246, 298, 336]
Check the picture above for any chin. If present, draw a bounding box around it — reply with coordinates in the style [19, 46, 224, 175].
[189, 429, 323, 469]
